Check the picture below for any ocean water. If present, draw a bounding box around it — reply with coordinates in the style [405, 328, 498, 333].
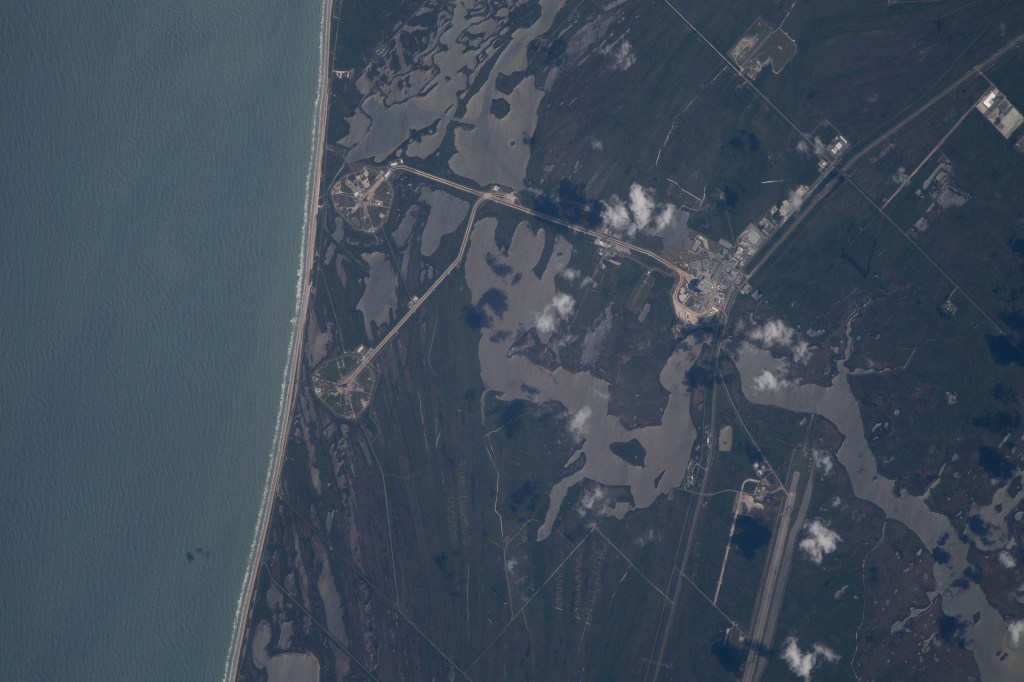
[0, 1, 323, 679]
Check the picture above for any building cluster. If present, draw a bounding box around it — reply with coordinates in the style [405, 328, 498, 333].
[679, 234, 742, 314]
[910, 155, 971, 236]
[728, 17, 798, 79]
[731, 184, 811, 269]
[977, 87, 1024, 139]
[667, 129, 855, 322]
[330, 166, 393, 233]
[816, 134, 848, 172]
[667, 176, 814, 321]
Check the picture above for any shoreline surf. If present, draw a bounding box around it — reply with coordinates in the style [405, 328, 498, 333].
[223, 0, 335, 678]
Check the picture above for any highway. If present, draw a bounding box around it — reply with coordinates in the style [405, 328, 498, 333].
[336, 164, 699, 390]
[224, 10, 1024, 681]
[225, 0, 335, 678]
[648, 294, 736, 682]
[392, 165, 695, 282]
[336, 189, 496, 386]
[843, 32, 1024, 174]
[744, 170, 837, 279]
[746, 32, 1024, 341]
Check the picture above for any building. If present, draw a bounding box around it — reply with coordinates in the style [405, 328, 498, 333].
[976, 87, 1024, 139]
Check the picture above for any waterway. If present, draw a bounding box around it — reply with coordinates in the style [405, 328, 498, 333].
[736, 318, 1024, 680]
[463, 219, 697, 541]
[0, 2, 323, 679]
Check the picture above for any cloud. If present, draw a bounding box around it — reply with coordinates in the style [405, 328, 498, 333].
[780, 638, 840, 681]
[601, 184, 680, 238]
[559, 267, 580, 282]
[590, 139, 604, 151]
[799, 520, 841, 564]
[569, 405, 592, 439]
[748, 318, 810, 364]
[578, 485, 612, 517]
[793, 340, 810, 363]
[535, 292, 576, 333]
[1010, 620, 1024, 648]
[749, 319, 795, 346]
[636, 528, 656, 548]
[785, 188, 806, 213]
[600, 38, 636, 71]
[811, 449, 834, 476]
[628, 184, 654, 226]
[1000, 551, 1018, 569]
[654, 204, 677, 232]
[753, 369, 788, 392]
[796, 136, 826, 157]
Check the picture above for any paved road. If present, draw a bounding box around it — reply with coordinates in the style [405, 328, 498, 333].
[844, 32, 1024, 173]
[648, 294, 735, 681]
[339, 190, 495, 383]
[744, 32, 1024, 283]
[225, 0, 335, 678]
[338, 165, 700, 389]
[392, 165, 693, 281]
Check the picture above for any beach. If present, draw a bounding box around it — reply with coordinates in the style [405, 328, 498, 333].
[224, 0, 335, 678]
[0, 2, 324, 679]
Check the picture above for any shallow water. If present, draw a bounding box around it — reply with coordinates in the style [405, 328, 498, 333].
[736, 333, 1024, 679]
[0, 2, 323, 679]
[463, 219, 697, 540]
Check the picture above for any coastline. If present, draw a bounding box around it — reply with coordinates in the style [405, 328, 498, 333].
[224, 0, 334, 678]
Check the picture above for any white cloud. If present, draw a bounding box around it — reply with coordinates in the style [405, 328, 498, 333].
[601, 184, 680, 238]
[535, 292, 576, 333]
[1009, 620, 1024, 648]
[602, 196, 632, 231]
[536, 312, 557, 333]
[799, 520, 842, 564]
[780, 638, 840, 681]
[578, 485, 611, 517]
[552, 292, 574, 316]
[797, 136, 826, 157]
[748, 318, 810, 365]
[600, 38, 636, 71]
[654, 204, 677, 232]
[1000, 551, 1018, 569]
[753, 369, 787, 392]
[786, 188, 806, 213]
[559, 267, 580, 282]
[1010, 620, 1024, 648]
[590, 139, 604, 151]
[750, 319, 795, 346]
[811, 449, 834, 476]
[569, 405, 592, 439]
[793, 340, 810, 363]
[628, 184, 654, 227]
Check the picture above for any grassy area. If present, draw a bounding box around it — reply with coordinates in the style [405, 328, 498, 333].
[238, 0, 1024, 678]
